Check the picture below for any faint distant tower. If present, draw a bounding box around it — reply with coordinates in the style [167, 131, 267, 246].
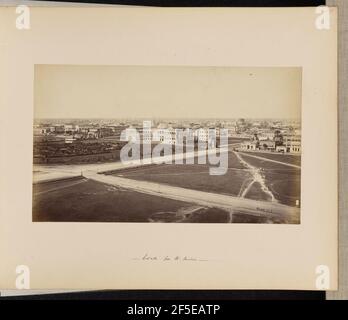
[252, 133, 260, 148]
[252, 133, 259, 142]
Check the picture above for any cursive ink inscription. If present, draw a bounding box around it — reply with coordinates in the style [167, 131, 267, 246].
[132, 253, 209, 262]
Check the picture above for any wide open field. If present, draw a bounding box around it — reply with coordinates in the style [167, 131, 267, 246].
[237, 153, 301, 207]
[107, 152, 252, 197]
[239, 151, 301, 167]
[32, 150, 301, 224]
[108, 151, 301, 208]
[33, 176, 292, 224]
[32, 177, 230, 223]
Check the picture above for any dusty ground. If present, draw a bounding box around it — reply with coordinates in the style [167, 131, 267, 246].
[108, 152, 301, 207]
[32, 177, 230, 223]
[32, 150, 301, 224]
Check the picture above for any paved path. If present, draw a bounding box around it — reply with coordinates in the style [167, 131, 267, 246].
[83, 170, 300, 224]
[33, 171, 82, 184]
[33, 178, 87, 195]
[33, 146, 229, 182]
[234, 151, 276, 201]
[33, 145, 301, 223]
[238, 152, 301, 169]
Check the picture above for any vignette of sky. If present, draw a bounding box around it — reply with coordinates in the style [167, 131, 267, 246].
[34, 65, 301, 119]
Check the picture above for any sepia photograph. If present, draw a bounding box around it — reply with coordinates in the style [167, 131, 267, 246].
[32, 65, 302, 224]
[0, 5, 339, 293]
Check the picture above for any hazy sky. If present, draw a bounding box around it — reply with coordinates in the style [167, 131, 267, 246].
[34, 65, 301, 119]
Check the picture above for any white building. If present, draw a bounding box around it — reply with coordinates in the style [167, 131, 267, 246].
[258, 130, 275, 141]
[284, 135, 301, 153]
[195, 128, 218, 142]
[64, 124, 79, 133]
[241, 141, 258, 151]
[33, 128, 49, 135]
[152, 126, 175, 144]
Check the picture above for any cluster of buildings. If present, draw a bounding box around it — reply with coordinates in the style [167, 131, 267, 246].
[239, 129, 301, 154]
[33, 119, 301, 153]
[136, 125, 223, 146]
[131, 119, 301, 154]
[34, 123, 126, 144]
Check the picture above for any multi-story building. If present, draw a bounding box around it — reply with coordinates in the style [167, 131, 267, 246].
[284, 135, 301, 153]
[258, 130, 275, 141]
[194, 128, 218, 142]
[53, 125, 65, 134]
[152, 125, 175, 144]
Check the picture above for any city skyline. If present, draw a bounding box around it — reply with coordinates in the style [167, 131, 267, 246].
[33, 65, 302, 225]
